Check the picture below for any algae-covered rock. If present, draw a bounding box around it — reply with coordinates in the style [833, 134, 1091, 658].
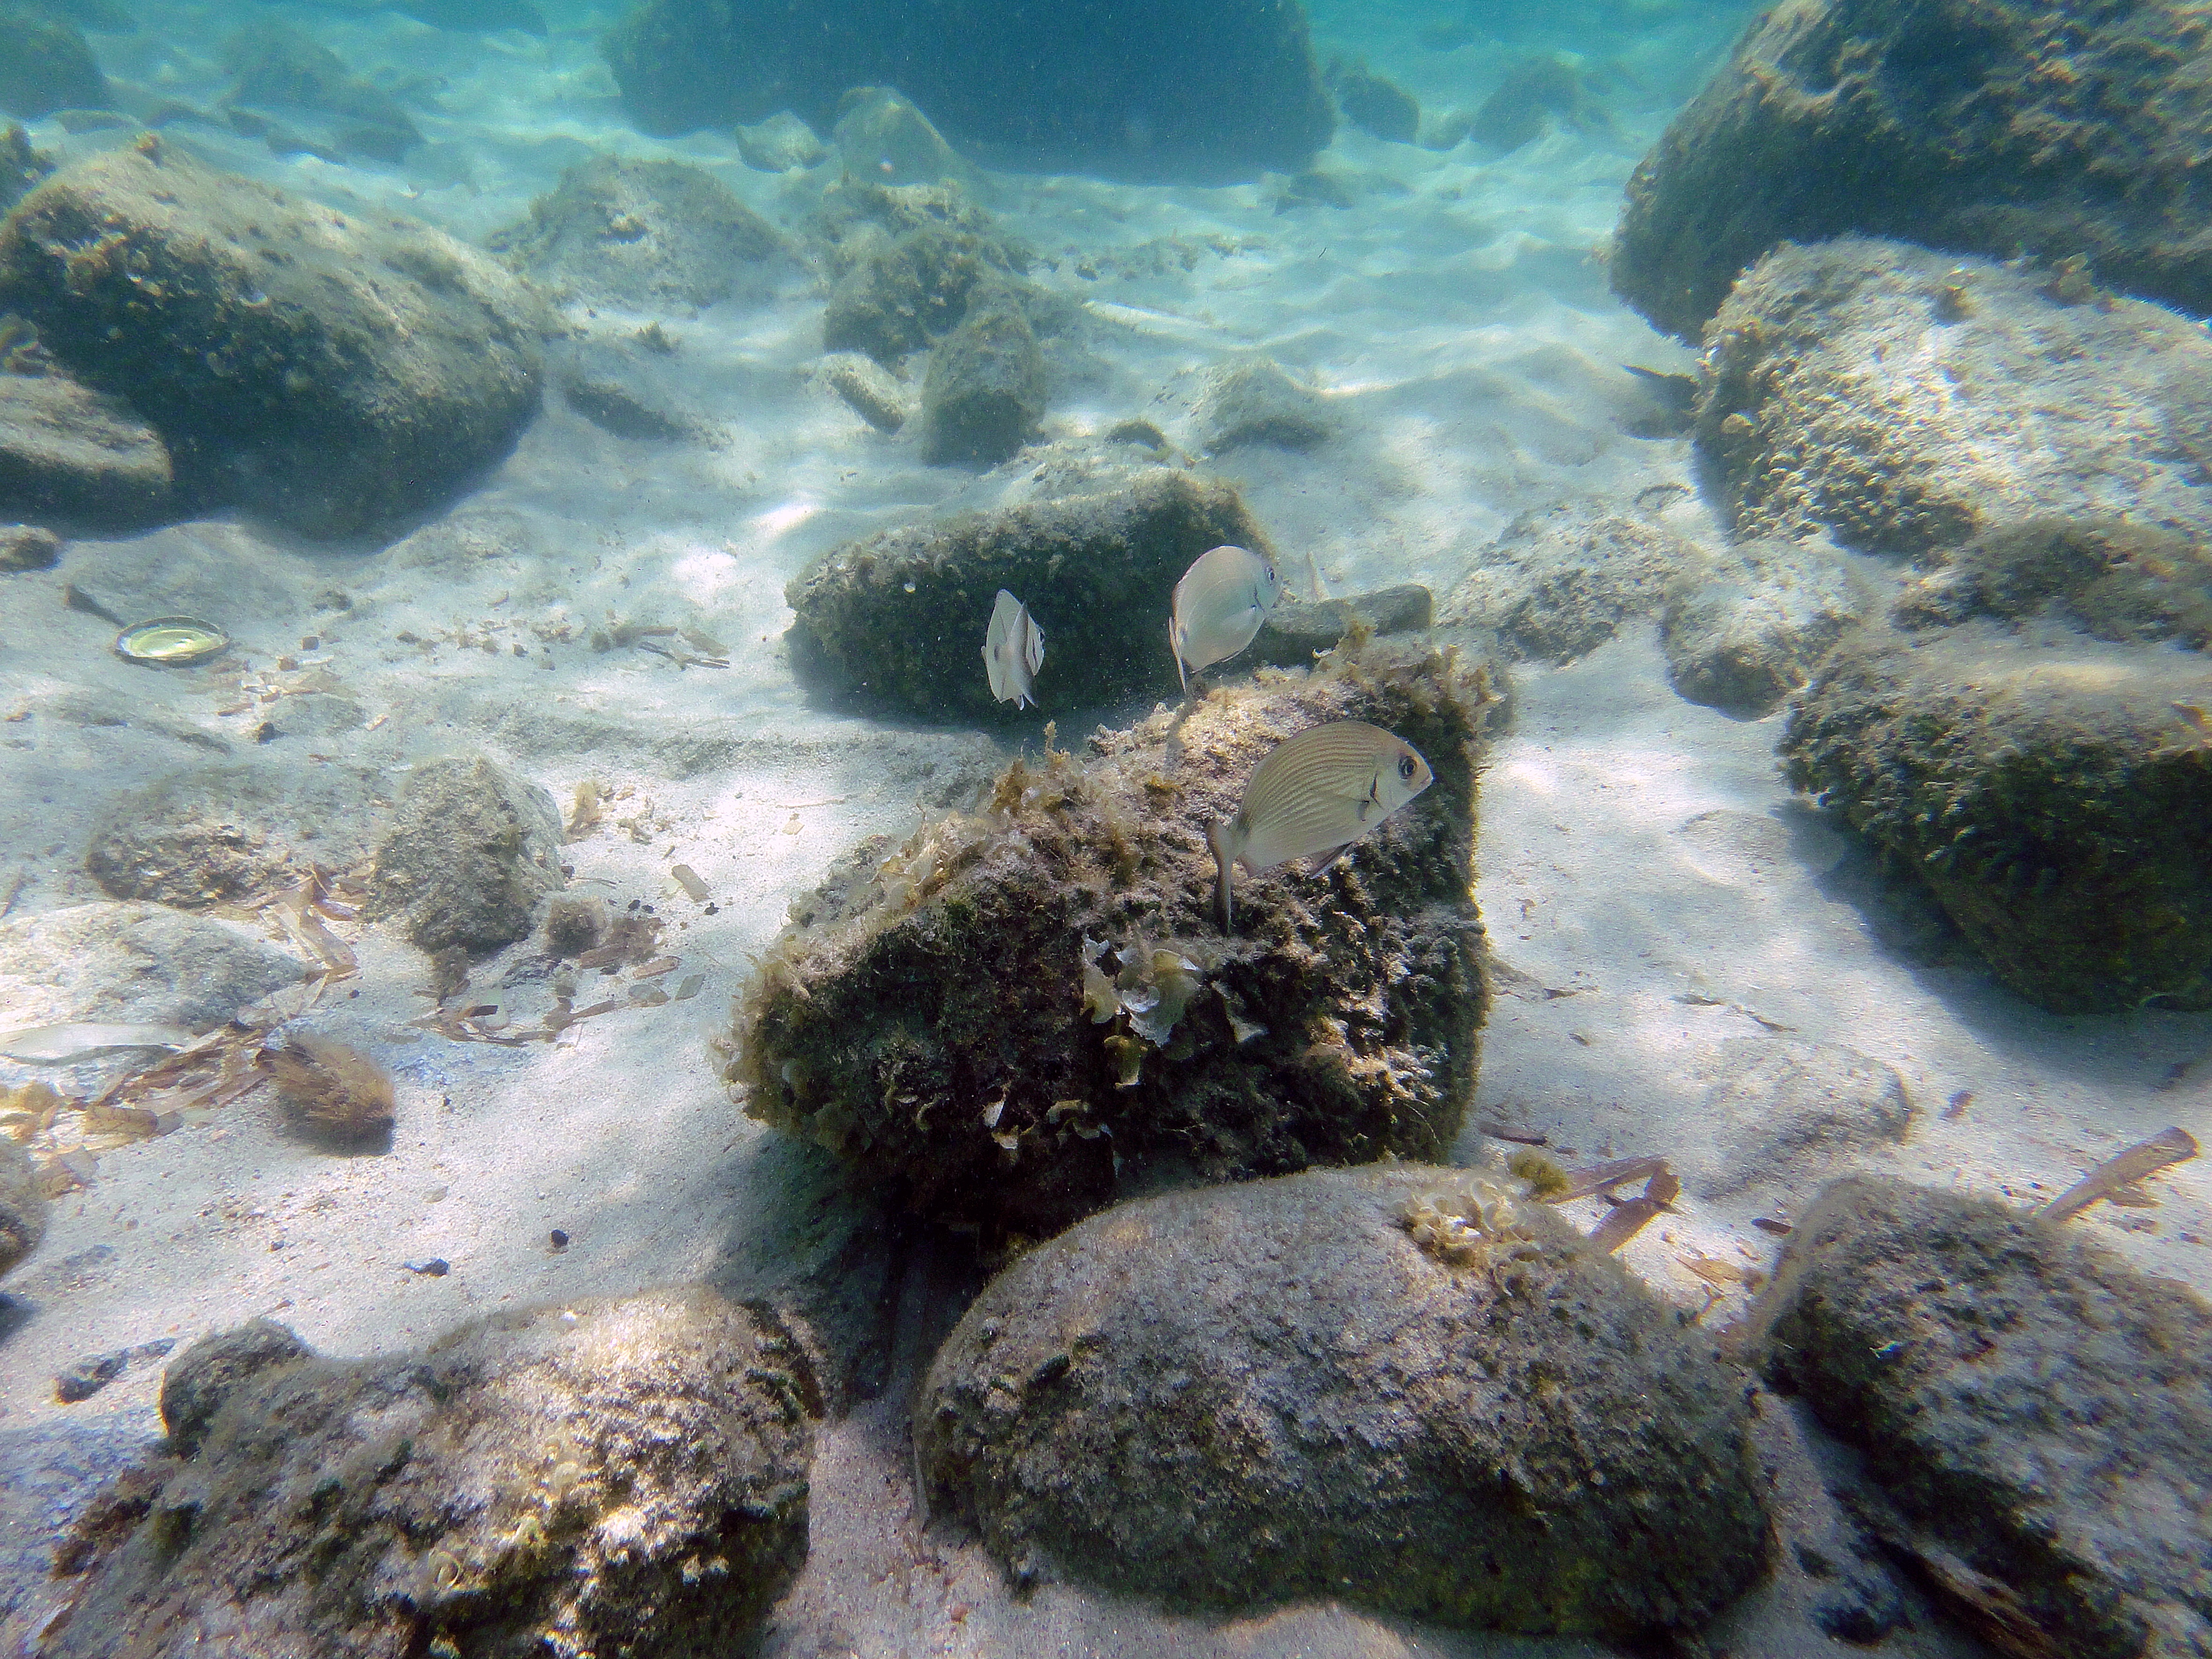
[832, 85, 973, 189]
[87, 761, 386, 910]
[1469, 54, 1611, 152]
[1438, 505, 1694, 664]
[1660, 536, 1871, 717]
[1250, 583, 1432, 668]
[0, 8, 108, 120]
[1326, 59, 1418, 144]
[369, 754, 563, 954]
[1783, 621, 2212, 1011]
[821, 217, 1029, 367]
[1696, 239, 2212, 557]
[918, 294, 1044, 466]
[1186, 355, 1332, 454]
[0, 1136, 45, 1280]
[157, 1318, 312, 1457]
[732, 640, 1498, 1236]
[0, 522, 59, 569]
[0, 368, 173, 528]
[1749, 1177, 2212, 1659]
[918, 1164, 1767, 1633]
[786, 438, 1275, 719]
[49, 1290, 816, 1659]
[0, 143, 549, 536]
[1894, 516, 2212, 647]
[1612, 0, 2212, 341]
[494, 154, 786, 310]
[218, 23, 420, 163]
[0, 120, 54, 212]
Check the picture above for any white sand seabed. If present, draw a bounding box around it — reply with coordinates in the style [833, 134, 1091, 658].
[1, 0, 2207, 1652]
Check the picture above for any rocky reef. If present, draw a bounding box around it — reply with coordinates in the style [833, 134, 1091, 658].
[731, 640, 1500, 1237]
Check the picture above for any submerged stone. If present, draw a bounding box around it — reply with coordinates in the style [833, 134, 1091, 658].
[369, 754, 564, 954]
[0, 369, 173, 530]
[732, 640, 1500, 1236]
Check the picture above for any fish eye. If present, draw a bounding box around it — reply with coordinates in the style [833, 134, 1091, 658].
[1398, 754, 1416, 781]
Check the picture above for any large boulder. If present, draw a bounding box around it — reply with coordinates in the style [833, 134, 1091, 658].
[1696, 238, 2212, 558]
[45, 1290, 816, 1659]
[918, 1165, 1768, 1636]
[1659, 536, 1872, 717]
[1750, 1177, 2212, 1659]
[0, 143, 551, 536]
[1438, 505, 1695, 664]
[1783, 620, 2212, 1011]
[786, 438, 1274, 719]
[0, 9, 107, 119]
[0, 368, 173, 528]
[368, 754, 564, 954]
[917, 292, 1044, 466]
[732, 640, 1498, 1237]
[601, 0, 1333, 184]
[217, 24, 421, 164]
[1612, 0, 2212, 341]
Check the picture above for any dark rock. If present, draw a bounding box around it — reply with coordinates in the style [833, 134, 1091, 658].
[0, 144, 550, 537]
[1612, 0, 2212, 342]
[1894, 516, 2212, 647]
[218, 24, 420, 163]
[1660, 537, 1871, 718]
[1251, 583, 1432, 667]
[54, 1350, 128, 1404]
[1327, 58, 1418, 143]
[1696, 239, 2212, 557]
[918, 1165, 1767, 1632]
[86, 763, 386, 910]
[822, 218, 1029, 367]
[369, 754, 564, 954]
[159, 1319, 314, 1457]
[0, 521, 60, 570]
[733, 640, 1498, 1237]
[0, 901, 306, 1030]
[1750, 1176, 2212, 1659]
[493, 154, 786, 310]
[1186, 356, 1331, 453]
[48, 1290, 817, 1659]
[1783, 621, 2212, 1011]
[785, 438, 1274, 718]
[602, 0, 1332, 184]
[1, 120, 53, 212]
[919, 295, 1045, 466]
[1438, 506, 1694, 664]
[0, 9, 107, 120]
[0, 1137, 44, 1279]
[561, 373, 696, 441]
[1471, 55, 1609, 152]
[0, 369, 174, 529]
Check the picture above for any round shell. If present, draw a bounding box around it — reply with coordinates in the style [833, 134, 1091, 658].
[114, 616, 229, 667]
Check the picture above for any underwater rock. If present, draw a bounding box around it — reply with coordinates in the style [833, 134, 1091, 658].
[1893, 516, 2212, 647]
[832, 86, 973, 189]
[0, 521, 60, 570]
[821, 213, 1032, 367]
[1612, 0, 2212, 341]
[1470, 55, 1611, 152]
[735, 110, 826, 173]
[1783, 621, 2212, 1012]
[1697, 239, 2212, 557]
[1438, 505, 1694, 664]
[1186, 356, 1332, 454]
[0, 9, 108, 120]
[919, 294, 1045, 466]
[49, 1290, 816, 1659]
[1660, 537, 1871, 718]
[218, 23, 420, 163]
[0, 369, 174, 529]
[1749, 1176, 2212, 1659]
[1, 121, 54, 211]
[1251, 583, 1433, 668]
[918, 1164, 1767, 1632]
[86, 761, 386, 910]
[493, 154, 786, 311]
[602, 0, 1331, 184]
[818, 352, 908, 432]
[786, 438, 1273, 718]
[0, 1136, 45, 1279]
[0, 902, 304, 1032]
[733, 640, 1497, 1236]
[0, 144, 550, 537]
[1680, 1037, 1912, 1198]
[369, 754, 564, 954]
[1326, 58, 1419, 144]
[158, 1318, 313, 1456]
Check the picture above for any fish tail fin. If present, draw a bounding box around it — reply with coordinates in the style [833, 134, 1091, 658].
[1208, 819, 1235, 933]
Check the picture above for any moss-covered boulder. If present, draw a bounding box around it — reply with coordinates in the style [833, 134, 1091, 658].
[0, 8, 107, 120]
[1783, 620, 2212, 1010]
[218, 23, 420, 164]
[918, 1165, 1767, 1635]
[1, 120, 54, 213]
[785, 438, 1275, 719]
[732, 640, 1498, 1238]
[821, 219, 1028, 366]
[1660, 536, 1872, 717]
[1696, 239, 2212, 558]
[0, 144, 550, 536]
[918, 293, 1044, 466]
[46, 1290, 815, 1659]
[1749, 1177, 2212, 1659]
[1895, 516, 2212, 647]
[1613, 0, 2212, 340]
[0, 1135, 45, 1280]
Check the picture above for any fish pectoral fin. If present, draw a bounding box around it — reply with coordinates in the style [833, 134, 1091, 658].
[1302, 843, 1355, 877]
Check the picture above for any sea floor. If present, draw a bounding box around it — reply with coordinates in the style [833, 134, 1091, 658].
[1, 0, 2208, 1652]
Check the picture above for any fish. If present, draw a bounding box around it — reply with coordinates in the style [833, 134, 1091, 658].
[981, 589, 1045, 710]
[1170, 544, 1281, 691]
[1207, 720, 1434, 930]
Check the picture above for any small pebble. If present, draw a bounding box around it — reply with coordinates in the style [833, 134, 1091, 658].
[55, 1350, 129, 1403]
[549, 1229, 569, 1251]
[403, 1258, 450, 1276]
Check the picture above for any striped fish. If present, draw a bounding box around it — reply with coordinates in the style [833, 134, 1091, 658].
[1170, 544, 1281, 692]
[1207, 721, 1433, 930]
[981, 589, 1045, 710]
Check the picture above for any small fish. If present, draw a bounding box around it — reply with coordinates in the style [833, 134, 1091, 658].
[1170, 544, 1281, 691]
[1208, 721, 1434, 930]
[981, 589, 1045, 710]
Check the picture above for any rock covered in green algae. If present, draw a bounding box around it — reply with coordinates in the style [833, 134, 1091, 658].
[786, 437, 1278, 720]
[732, 640, 1502, 1237]
[1659, 535, 1873, 718]
[0, 143, 551, 536]
[369, 754, 564, 954]
[0, 1135, 45, 1279]
[918, 290, 1045, 466]
[0, 9, 107, 120]
[917, 1165, 1768, 1635]
[1783, 619, 2212, 1011]
[1894, 516, 2212, 648]
[47, 1290, 816, 1659]
[1747, 1177, 2212, 1659]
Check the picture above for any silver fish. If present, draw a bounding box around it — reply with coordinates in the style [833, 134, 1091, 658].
[1207, 721, 1434, 930]
[982, 589, 1045, 710]
[1170, 544, 1281, 691]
